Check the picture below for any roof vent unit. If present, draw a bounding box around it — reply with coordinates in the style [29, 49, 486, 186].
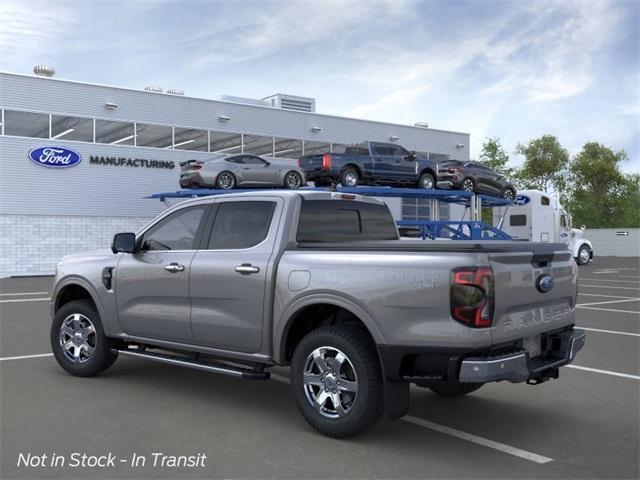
[262, 94, 316, 113]
[33, 65, 55, 77]
[167, 89, 185, 96]
[414, 122, 429, 128]
[144, 85, 163, 93]
[217, 95, 270, 107]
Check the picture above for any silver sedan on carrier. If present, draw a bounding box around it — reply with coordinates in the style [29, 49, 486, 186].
[179, 154, 306, 190]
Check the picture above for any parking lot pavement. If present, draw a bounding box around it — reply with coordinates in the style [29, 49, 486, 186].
[1, 258, 638, 479]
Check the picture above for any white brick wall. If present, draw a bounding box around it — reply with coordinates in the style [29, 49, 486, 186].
[0, 214, 152, 277]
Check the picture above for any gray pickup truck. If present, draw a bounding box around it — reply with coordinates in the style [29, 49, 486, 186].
[50, 190, 585, 437]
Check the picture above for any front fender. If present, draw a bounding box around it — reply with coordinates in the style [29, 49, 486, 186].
[273, 292, 386, 365]
[51, 275, 117, 336]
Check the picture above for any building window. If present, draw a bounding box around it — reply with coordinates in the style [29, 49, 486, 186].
[303, 140, 330, 156]
[274, 138, 303, 159]
[402, 198, 431, 221]
[51, 114, 93, 142]
[136, 123, 173, 148]
[174, 127, 208, 151]
[4, 110, 49, 138]
[209, 131, 242, 154]
[95, 119, 135, 145]
[243, 134, 274, 156]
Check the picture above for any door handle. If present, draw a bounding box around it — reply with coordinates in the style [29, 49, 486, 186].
[164, 263, 185, 273]
[235, 264, 260, 275]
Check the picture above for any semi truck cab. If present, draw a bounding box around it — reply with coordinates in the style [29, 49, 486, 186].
[494, 189, 594, 265]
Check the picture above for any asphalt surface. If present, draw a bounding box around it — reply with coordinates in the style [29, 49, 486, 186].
[1, 258, 638, 479]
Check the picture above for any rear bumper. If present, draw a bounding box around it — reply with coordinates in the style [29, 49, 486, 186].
[377, 328, 586, 385]
[459, 329, 585, 383]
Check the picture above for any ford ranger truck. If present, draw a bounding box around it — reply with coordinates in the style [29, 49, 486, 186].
[298, 141, 439, 189]
[50, 190, 585, 438]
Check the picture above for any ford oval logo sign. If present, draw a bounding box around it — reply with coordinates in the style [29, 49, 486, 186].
[513, 195, 530, 206]
[536, 274, 555, 293]
[28, 146, 82, 168]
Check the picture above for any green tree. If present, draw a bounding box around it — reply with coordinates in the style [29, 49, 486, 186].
[565, 142, 638, 228]
[515, 135, 569, 193]
[479, 137, 514, 177]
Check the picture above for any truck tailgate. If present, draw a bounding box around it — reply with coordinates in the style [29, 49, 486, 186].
[488, 245, 577, 345]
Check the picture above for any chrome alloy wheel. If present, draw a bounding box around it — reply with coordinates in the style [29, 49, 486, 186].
[217, 172, 235, 189]
[285, 171, 302, 189]
[343, 172, 358, 187]
[462, 178, 474, 192]
[303, 346, 358, 419]
[504, 189, 515, 200]
[59, 313, 96, 364]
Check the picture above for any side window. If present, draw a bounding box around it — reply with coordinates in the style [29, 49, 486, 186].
[390, 145, 410, 157]
[560, 215, 567, 228]
[510, 215, 527, 227]
[140, 206, 207, 251]
[226, 156, 244, 164]
[208, 201, 276, 249]
[541, 196, 550, 206]
[243, 156, 267, 165]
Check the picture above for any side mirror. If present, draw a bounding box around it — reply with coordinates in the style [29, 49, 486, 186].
[581, 225, 586, 231]
[111, 232, 137, 254]
[406, 151, 417, 161]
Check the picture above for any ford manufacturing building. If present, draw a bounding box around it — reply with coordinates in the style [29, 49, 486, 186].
[0, 70, 470, 277]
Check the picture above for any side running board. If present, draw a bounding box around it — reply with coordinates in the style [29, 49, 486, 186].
[114, 348, 270, 380]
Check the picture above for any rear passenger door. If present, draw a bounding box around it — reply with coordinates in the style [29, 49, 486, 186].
[371, 143, 414, 182]
[189, 197, 283, 353]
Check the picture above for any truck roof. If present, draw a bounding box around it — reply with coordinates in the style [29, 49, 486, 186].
[165, 189, 388, 210]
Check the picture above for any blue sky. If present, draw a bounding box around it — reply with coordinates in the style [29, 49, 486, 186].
[1, 0, 638, 172]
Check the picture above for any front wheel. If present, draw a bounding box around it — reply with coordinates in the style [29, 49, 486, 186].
[503, 187, 515, 201]
[428, 383, 483, 397]
[284, 171, 303, 189]
[50, 300, 118, 377]
[418, 172, 435, 190]
[576, 244, 591, 265]
[291, 326, 384, 438]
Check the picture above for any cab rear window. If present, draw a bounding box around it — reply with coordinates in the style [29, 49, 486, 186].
[297, 200, 398, 242]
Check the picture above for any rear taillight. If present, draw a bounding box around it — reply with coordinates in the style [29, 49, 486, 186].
[297, 159, 301, 167]
[448, 167, 460, 173]
[191, 164, 202, 170]
[450, 266, 494, 328]
[322, 153, 332, 171]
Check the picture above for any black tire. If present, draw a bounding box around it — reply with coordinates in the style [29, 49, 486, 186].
[340, 167, 360, 187]
[50, 300, 117, 377]
[215, 171, 236, 190]
[291, 326, 384, 438]
[503, 187, 515, 201]
[461, 177, 475, 193]
[576, 244, 591, 265]
[428, 383, 483, 397]
[284, 171, 303, 189]
[418, 172, 436, 190]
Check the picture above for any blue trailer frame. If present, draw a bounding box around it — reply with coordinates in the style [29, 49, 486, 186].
[147, 186, 513, 240]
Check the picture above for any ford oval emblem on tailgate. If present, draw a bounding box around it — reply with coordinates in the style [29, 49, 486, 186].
[28, 146, 82, 168]
[536, 274, 555, 293]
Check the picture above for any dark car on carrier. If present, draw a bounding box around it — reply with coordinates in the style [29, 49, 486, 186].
[437, 160, 516, 199]
[298, 141, 439, 189]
